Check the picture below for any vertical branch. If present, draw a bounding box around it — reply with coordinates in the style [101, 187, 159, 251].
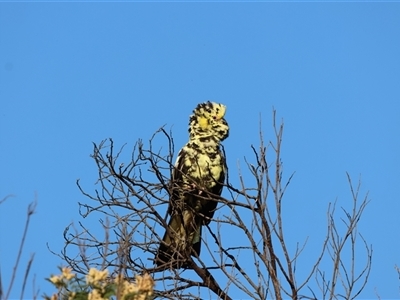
[322, 174, 372, 300]
[20, 253, 35, 300]
[267, 110, 297, 299]
[4, 200, 37, 300]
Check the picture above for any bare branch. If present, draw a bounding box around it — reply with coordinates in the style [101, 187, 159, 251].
[57, 111, 372, 299]
[1, 196, 37, 300]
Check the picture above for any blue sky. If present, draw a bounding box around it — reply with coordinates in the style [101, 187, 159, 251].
[1, 2, 399, 299]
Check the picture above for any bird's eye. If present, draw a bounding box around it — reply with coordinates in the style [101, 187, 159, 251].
[213, 116, 217, 120]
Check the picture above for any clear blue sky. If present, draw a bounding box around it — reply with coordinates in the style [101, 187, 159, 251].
[1, 2, 399, 299]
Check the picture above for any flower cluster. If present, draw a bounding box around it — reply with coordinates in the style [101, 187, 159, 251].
[114, 273, 154, 300]
[48, 267, 76, 288]
[45, 267, 154, 300]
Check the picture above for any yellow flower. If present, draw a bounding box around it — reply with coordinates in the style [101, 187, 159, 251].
[49, 275, 62, 285]
[49, 275, 66, 289]
[114, 273, 155, 299]
[61, 267, 75, 281]
[125, 281, 140, 294]
[88, 289, 104, 300]
[136, 273, 154, 294]
[86, 268, 109, 285]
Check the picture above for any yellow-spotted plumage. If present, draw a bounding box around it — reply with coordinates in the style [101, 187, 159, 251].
[155, 101, 229, 267]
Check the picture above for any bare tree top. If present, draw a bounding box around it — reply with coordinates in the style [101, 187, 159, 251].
[56, 110, 371, 300]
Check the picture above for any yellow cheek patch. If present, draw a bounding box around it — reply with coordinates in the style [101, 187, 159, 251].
[198, 116, 209, 130]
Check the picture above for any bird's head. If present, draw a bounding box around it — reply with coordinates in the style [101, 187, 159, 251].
[188, 101, 229, 142]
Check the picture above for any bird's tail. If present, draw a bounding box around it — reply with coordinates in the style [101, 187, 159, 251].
[155, 211, 202, 267]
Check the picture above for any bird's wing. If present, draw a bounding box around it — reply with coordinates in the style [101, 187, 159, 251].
[168, 147, 189, 214]
[201, 149, 226, 223]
